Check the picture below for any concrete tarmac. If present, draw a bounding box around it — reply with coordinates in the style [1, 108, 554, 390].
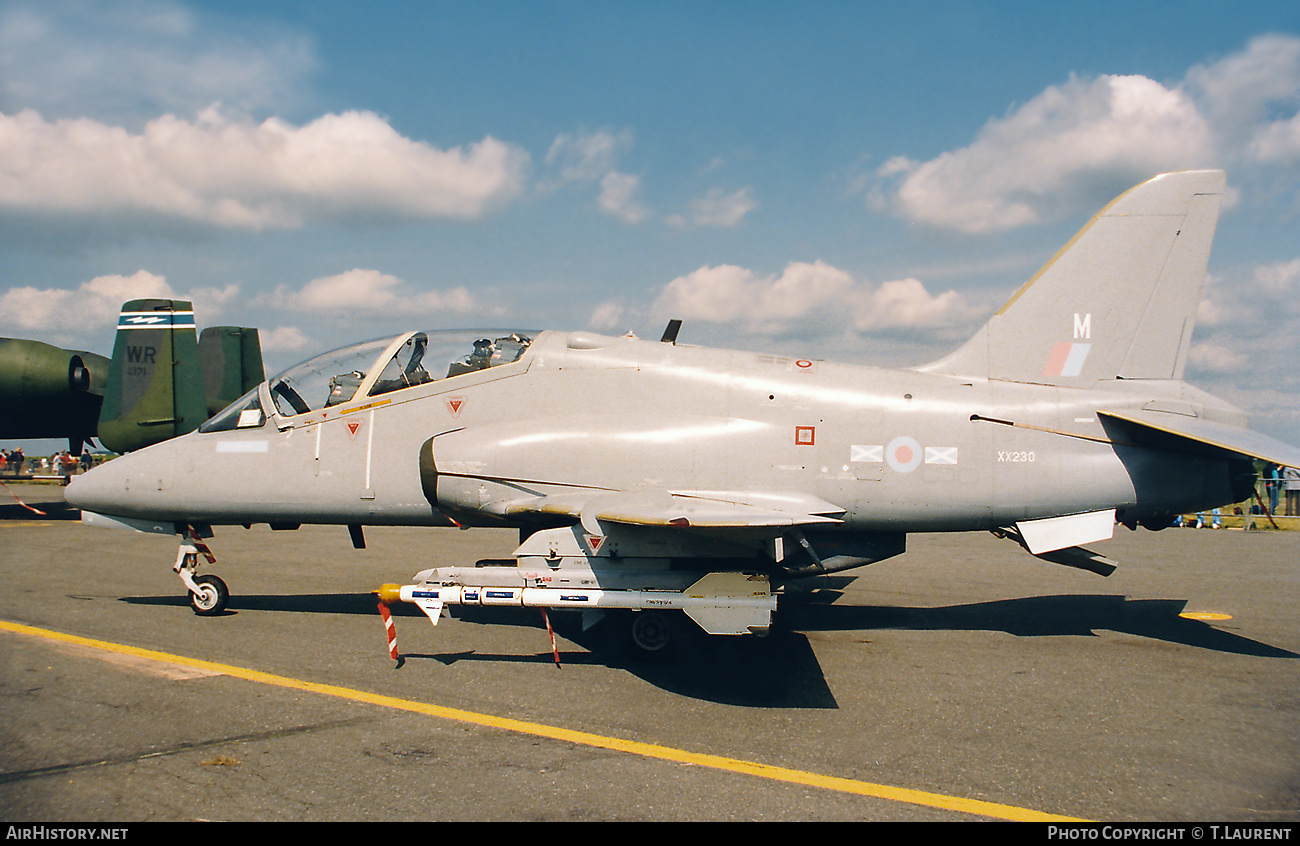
[1, 483, 1297, 822]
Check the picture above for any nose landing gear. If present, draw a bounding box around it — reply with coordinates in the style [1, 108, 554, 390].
[174, 528, 229, 616]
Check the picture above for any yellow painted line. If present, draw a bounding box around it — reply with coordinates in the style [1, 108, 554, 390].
[1180, 611, 1233, 621]
[1, 619, 1086, 822]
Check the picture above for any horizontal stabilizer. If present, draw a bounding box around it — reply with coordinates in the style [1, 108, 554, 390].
[1098, 409, 1300, 467]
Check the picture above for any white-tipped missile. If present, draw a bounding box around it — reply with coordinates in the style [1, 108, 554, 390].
[376, 571, 775, 636]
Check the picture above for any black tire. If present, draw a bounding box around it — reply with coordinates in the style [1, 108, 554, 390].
[189, 574, 229, 616]
[626, 610, 676, 661]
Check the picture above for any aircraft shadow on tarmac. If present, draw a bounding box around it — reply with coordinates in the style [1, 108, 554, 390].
[121, 576, 1296, 709]
[0, 500, 80, 520]
[787, 593, 1299, 659]
[120, 591, 839, 708]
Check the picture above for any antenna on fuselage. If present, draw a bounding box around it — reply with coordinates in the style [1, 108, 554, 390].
[660, 319, 682, 345]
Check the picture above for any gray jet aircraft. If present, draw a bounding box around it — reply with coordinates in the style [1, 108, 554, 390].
[66, 170, 1300, 659]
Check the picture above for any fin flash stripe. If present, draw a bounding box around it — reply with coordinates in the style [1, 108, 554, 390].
[1044, 343, 1091, 378]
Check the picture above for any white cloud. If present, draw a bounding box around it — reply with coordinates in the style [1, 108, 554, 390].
[870, 35, 1300, 233]
[652, 260, 978, 336]
[0, 0, 316, 123]
[1247, 113, 1300, 163]
[546, 129, 633, 184]
[686, 187, 757, 227]
[1197, 260, 1300, 332]
[1187, 342, 1248, 374]
[1189, 258, 1300, 437]
[871, 74, 1213, 233]
[656, 264, 769, 324]
[0, 107, 531, 229]
[262, 269, 477, 315]
[1184, 33, 1300, 162]
[257, 326, 313, 354]
[545, 129, 650, 223]
[853, 278, 973, 331]
[0, 270, 238, 339]
[598, 172, 651, 223]
[1256, 258, 1300, 297]
[296, 270, 406, 311]
[588, 300, 627, 331]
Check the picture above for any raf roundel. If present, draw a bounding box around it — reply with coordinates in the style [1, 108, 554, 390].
[885, 436, 923, 473]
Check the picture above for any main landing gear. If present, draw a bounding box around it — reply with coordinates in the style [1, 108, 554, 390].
[174, 528, 229, 616]
[625, 609, 678, 662]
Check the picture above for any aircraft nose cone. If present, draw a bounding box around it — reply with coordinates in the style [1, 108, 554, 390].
[63, 437, 204, 524]
[65, 445, 176, 521]
[64, 460, 129, 516]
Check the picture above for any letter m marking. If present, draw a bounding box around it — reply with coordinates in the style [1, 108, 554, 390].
[1074, 313, 1091, 340]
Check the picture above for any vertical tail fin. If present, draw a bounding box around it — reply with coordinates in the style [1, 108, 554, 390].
[98, 299, 208, 453]
[199, 327, 265, 417]
[921, 170, 1226, 385]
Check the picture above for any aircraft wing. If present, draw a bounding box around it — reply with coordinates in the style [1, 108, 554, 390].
[502, 488, 845, 536]
[1098, 409, 1300, 467]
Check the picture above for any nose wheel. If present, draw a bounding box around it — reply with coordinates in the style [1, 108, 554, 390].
[174, 530, 228, 616]
[188, 574, 229, 616]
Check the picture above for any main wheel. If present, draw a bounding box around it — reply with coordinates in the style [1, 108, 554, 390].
[626, 610, 676, 661]
[189, 574, 229, 616]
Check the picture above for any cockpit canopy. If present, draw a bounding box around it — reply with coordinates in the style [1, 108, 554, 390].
[200, 330, 532, 433]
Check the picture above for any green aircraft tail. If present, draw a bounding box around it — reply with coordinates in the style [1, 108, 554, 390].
[199, 327, 265, 417]
[1, 300, 264, 454]
[97, 300, 209, 454]
[97, 301, 267, 453]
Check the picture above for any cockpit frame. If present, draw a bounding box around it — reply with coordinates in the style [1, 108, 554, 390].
[253, 330, 536, 431]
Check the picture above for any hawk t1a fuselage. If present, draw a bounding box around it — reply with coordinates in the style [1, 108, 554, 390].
[64, 171, 1300, 657]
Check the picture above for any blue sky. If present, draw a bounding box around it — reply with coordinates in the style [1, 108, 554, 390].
[2, 0, 1299, 442]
